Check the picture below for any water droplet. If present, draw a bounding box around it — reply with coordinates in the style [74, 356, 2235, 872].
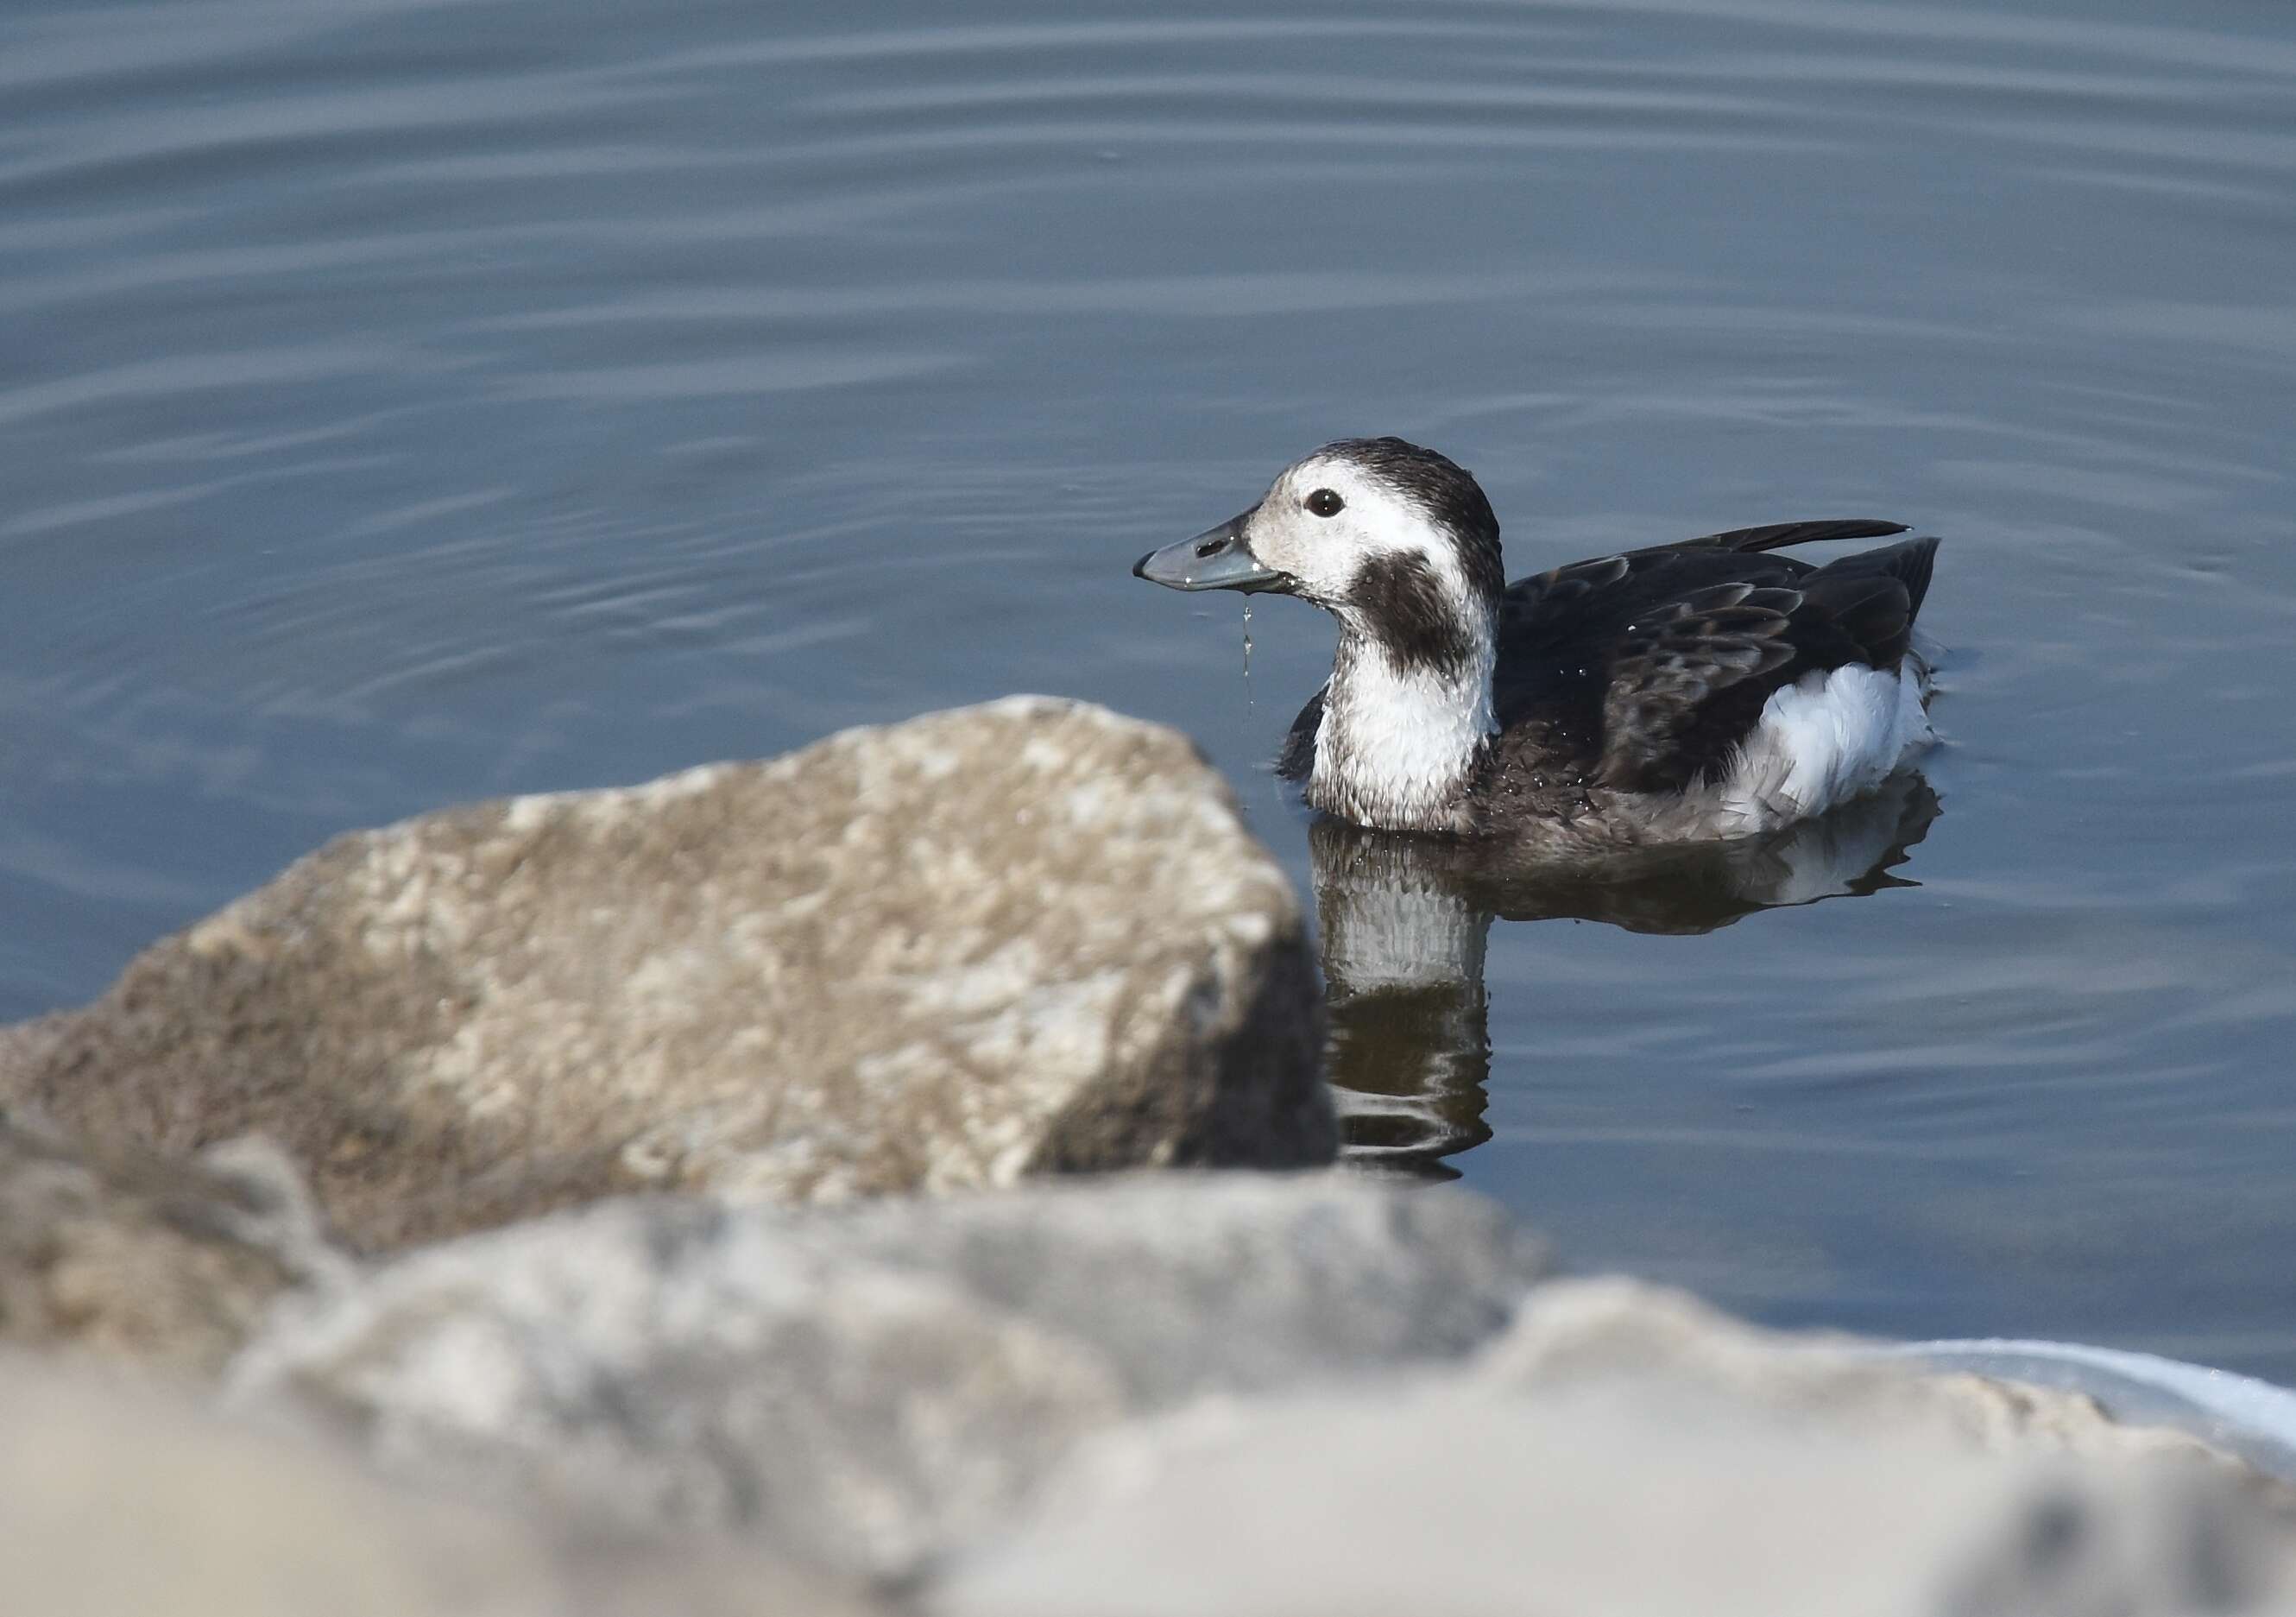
[1241, 601, 1254, 711]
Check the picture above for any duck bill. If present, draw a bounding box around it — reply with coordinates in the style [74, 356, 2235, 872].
[1132, 512, 1286, 594]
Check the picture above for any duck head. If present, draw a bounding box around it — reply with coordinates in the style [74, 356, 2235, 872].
[1133, 437, 1505, 669]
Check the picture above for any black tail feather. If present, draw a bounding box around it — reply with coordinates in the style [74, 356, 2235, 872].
[1684, 518, 1910, 555]
[1812, 534, 1941, 622]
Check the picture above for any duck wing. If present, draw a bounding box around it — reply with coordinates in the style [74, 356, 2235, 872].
[1589, 536, 1940, 793]
[1498, 518, 1912, 652]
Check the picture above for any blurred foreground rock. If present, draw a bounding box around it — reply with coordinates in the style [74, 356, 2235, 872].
[939, 1380, 2291, 1617]
[224, 1168, 2296, 1612]
[0, 698, 1333, 1249]
[0, 1111, 341, 1376]
[0, 1356, 880, 1617]
[230, 1173, 1548, 1580]
[937, 1277, 2296, 1617]
[1, 1142, 2286, 1614]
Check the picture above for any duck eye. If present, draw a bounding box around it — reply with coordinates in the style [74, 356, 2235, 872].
[1305, 488, 1345, 518]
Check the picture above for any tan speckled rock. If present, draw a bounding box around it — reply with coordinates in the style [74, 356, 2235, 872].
[0, 698, 1332, 1248]
[0, 1111, 342, 1377]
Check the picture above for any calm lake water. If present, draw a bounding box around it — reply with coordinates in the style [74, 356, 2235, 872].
[6, 0, 2294, 1376]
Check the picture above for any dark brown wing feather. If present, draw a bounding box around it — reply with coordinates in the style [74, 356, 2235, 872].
[1589, 535, 1940, 792]
[1498, 519, 1912, 654]
[1596, 583, 1803, 789]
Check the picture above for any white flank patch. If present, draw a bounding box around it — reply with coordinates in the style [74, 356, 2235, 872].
[1720, 663, 1933, 828]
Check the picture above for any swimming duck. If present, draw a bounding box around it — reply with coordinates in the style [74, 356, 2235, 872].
[1133, 437, 1940, 854]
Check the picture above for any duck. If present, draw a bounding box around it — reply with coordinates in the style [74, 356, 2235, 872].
[1133, 436, 1940, 855]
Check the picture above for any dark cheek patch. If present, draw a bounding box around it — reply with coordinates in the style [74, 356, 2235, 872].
[1352, 554, 1476, 678]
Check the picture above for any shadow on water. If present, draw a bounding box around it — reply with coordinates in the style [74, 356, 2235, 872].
[1316, 774, 1943, 1182]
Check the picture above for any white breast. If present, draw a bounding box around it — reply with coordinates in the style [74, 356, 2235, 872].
[1309, 640, 1497, 834]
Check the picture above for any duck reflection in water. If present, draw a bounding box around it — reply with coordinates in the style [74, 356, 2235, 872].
[1313, 773, 1941, 1180]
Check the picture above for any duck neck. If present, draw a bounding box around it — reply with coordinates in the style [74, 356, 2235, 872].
[1309, 598, 1498, 834]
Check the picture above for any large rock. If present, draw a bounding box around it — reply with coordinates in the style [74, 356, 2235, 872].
[0, 698, 1333, 1248]
[0, 1110, 342, 1377]
[0, 1356, 880, 1617]
[228, 1175, 1550, 1580]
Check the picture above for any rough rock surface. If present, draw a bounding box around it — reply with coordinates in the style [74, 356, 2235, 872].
[937, 1382, 2296, 1617]
[228, 1174, 1550, 1579]
[0, 698, 1333, 1248]
[0, 1110, 343, 1376]
[0, 1356, 880, 1617]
